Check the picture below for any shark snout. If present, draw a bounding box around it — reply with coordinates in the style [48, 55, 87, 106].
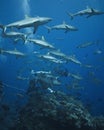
[46, 18, 53, 22]
[40, 17, 52, 24]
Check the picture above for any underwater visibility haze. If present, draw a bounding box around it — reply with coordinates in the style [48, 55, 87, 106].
[0, 0, 104, 130]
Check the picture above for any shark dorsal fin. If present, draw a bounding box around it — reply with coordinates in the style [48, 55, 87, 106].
[86, 6, 90, 9]
[47, 52, 50, 55]
[41, 36, 45, 41]
[25, 14, 30, 19]
[70, 54, 76, 58]
[63, 21, 66, 25]
[57, 49, 60, 52]
[14, 48, 17, 51]
[36, 16, 40, 18]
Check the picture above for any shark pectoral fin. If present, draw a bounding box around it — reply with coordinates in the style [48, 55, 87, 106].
[33, 26, 38, 34]
[65, 30, 68, 33]
[86, 15, 92, 18]
[65, 25, 69, 33]
[16, 55, 20, 59]
[39, 47, 44, 50]
[90, 8, 94, 12]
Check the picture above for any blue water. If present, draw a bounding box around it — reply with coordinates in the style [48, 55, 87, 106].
[0, 0, 104, 118]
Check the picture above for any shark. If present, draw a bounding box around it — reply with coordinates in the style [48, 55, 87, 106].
[68, 73, 83, 80]
[77, 42, 94, 48]
[76, 41, 99, 48]
[0, 48, 26, 58]
[0, 16, 52, 33]
[1, 31, 29, 43]
[48, 50, 81, 65]
[67, 55, 82, 65]
[67, 6, 104, 19]
[32, 70, 61, 87]
[28, 36, 55, 49]
[37, 53, 65, 64]
[48, 50, 68, 59]
[45, 21, 78, 33]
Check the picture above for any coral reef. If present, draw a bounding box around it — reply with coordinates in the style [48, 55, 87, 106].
[13, 80, 104, 130]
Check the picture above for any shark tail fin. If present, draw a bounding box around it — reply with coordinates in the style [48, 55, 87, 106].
[0, 48, 4, 54]
[23, 33, 32, 44]
[14, 37, 27, 44]
[66, 11, 74, 20]
[14, 38, 22, 43]
[0, 24, 6, 32]
[45, 25, 51, 33]
[23, 36, 28, 44]
[0, 48, 2, 54]
[0, 24, 4, 30]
